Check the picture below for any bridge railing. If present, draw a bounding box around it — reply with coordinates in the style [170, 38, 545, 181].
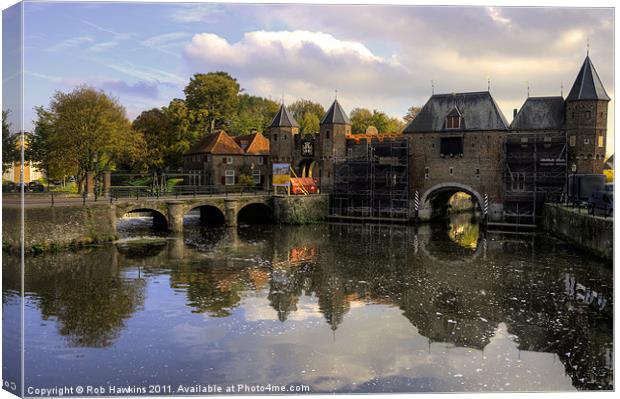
[108, 185, 269, 202]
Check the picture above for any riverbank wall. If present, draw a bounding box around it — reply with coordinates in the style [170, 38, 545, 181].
[541, 203, 613, 262]
[273, 194, 329, 224]
[2, 204, 117, 253]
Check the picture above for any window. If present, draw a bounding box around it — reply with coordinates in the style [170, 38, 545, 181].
[598, 135, 604, 148]
[225, 170, 235, 185]
[257, 157, 264, 165]
[445, 116, 461, 129]
[475, 168, 480, 179]
[273, 134, 278, 141]
[224, 156, 233, 164]
[326, 130, 330, 139]
[449, 167, 454, 176]
[585, 111, 591, 119]
[584, 138, 590, 145]
[252, 169, 261, 185]
[569, 136, 576, 147]
[440, 136, 464, 156]
[572, 112, 575, 120]
[511, 172, 525, 192]
[424, 167, 429, 180]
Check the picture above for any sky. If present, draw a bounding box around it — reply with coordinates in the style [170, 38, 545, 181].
[2, 1, 615, 151]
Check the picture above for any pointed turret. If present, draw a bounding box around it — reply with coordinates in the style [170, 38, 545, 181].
[268, 103, 299, 163]
[566, 56, 610, 101]
[320, 99, 351, 125]
[565, 55, 611, 174]
[268, 104, 299, 128]
[318, 98, 351, 191]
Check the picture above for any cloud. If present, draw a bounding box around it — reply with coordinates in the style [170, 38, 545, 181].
[46, 35, 94, 52]
[141, 32, 190, 47]
[99, 80, 159, 98]
[26, 71, 159, 99]
[182, 30, 410, 107]
[86, 41, 118, 53]
[486, 7, 511, 26]
[169, 4, 223, 23]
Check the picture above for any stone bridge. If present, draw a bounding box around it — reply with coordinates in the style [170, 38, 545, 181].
[114, 194, 274, 233]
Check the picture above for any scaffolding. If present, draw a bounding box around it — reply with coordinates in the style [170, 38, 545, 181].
[503, 131, 566, 225]
[330, 135, 409, 222]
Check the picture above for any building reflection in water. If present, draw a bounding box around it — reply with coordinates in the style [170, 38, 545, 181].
[2, 218, 613, 391]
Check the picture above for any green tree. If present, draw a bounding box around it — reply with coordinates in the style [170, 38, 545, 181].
[184, 71, 240, 134]
[2, 110, 19, 173]
[35, 86, 143, 192]
[301, 112, 320, 135]
[350, 108, 404, 134]
[230, 94, 280, 135]
[350, 108, 373, 134]
[288, 99, 325, 134]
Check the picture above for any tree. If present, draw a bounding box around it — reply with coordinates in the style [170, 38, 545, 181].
[230, 94, 280, 135]
[301, 112, 320, 136]
[33, 86, 143, 192]
[350, 108, 404, 134]
[288, 99, 325, 134]
[404, 106, 422, 123]
[350, 108, 374, 134]
[2, 110, 19, 173]
[26, 106, 73, 181]
[183, 71, 240, 134]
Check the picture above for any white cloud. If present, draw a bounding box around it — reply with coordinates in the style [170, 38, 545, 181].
[170, 4, 223, 23]
[46, 35, 94, 52]
[86, 41, 118, 53]
[486, 7, 511, 26]
[182, 30, 410, 110]
[141, 32, 190, 47]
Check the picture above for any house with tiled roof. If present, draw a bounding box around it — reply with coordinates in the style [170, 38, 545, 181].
[183, 130, 269, 188]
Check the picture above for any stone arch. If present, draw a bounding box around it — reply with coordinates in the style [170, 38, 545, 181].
[120, 207, 169, 231]
[298, 159, 319, 178]
[186, 204, 226, 226]
[237, 202, 274, 224]
[420, 182, 484, 218]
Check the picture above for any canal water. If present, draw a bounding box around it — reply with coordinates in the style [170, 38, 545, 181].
[2, 214, 613, 393]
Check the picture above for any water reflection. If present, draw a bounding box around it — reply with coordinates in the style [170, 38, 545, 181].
[2, 215, 613, 392]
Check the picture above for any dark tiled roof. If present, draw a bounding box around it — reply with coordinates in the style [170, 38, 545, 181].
[510, 96, 565, 130]
[403, 91, 508, 133]
[566, 56, 610, 101]
[185, 130, 244, 155]
[268, 104, 299, 128]
[320, 99, 351, 125]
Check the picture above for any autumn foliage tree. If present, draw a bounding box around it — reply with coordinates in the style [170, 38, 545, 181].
[30, 86, 143, 192]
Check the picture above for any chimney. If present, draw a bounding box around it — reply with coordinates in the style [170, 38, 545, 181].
[513, 108, 518, 119]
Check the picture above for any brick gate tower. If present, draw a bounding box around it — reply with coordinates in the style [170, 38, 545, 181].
[268, 102, 300, 164]
[319, 99, 351, 190]
[565, 55, 611, 174]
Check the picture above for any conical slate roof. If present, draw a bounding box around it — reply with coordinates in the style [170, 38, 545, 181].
[320, 99, 351, 125]
[268, 104, 299, 128]
[566, 56, 610, 101]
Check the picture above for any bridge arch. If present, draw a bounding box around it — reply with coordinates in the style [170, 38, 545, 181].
[185, 204, 226, 226]
[119, 207, 169, 231]
[237, 202, 274, 224]
[420, 182, 483, 219]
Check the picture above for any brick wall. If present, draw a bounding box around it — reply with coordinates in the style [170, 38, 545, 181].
[408, 131, 505, 202]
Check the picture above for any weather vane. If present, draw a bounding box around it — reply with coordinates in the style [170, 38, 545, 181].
[587, 37, 590, 56]
[431, 80, 434, 95]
